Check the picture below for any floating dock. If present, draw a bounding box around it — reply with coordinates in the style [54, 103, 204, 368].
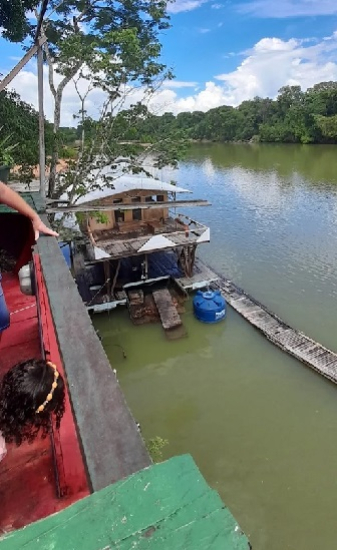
[194, 261, 337, 385]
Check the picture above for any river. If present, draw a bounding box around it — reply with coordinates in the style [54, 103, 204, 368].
[93, 143, 337, 550]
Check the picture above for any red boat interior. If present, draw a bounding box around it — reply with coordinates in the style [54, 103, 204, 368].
[0, 213, 89, 534]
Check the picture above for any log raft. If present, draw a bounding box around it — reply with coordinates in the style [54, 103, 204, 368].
[196, 260, 337, 384]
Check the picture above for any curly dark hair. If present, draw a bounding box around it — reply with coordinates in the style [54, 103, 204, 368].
[0, 359, 65, 446]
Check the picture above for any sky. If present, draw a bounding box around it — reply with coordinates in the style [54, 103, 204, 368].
[2, 0, 337, 125]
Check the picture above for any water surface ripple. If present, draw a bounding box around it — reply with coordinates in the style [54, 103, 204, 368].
[94, 144, 337, 550]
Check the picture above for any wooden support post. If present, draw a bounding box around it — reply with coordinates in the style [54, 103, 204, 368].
[103, 261, 111, 298]
[111, 260, 121, 297]
[177, 244, 197, 278]
[37, 42, 46, 199]
[188, 244, 197, 277]
[142, 255, 149, 280]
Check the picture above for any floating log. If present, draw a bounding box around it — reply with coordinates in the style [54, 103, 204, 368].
[153, 288, 183, 331]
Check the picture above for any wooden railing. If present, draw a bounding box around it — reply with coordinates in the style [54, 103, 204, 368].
[35, 224, 151, 492]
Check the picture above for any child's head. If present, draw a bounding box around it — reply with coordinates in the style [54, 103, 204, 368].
[0, 359, 65, 445]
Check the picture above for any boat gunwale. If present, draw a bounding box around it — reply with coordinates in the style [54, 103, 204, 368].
[34, 216, 151, 492]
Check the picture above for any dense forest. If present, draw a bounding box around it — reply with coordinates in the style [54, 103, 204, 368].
[2, 81, 337, 168]
[128, 82, 337, 145]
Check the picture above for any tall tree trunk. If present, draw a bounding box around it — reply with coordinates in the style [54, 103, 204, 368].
[48, 62, 82, 198]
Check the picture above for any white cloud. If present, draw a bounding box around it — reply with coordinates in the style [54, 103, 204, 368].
[237, 0, 337, 18]
[163, 80, 198, 88]
[167, 0, 209, 13]
[6, 31, 337, 123]
[214, 35, 337, 102]
[6, 61, 106, 126]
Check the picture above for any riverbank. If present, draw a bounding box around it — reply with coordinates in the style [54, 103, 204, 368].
[12, 158, 69, 179]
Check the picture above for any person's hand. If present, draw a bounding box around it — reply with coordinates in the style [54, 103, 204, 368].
[32, 216, 59, 241]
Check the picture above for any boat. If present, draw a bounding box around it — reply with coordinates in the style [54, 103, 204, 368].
[0, 191, 148, 530]
[0, 190, 251, 548]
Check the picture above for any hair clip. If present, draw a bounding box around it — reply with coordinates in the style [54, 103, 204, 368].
[36, 361, 60, 413]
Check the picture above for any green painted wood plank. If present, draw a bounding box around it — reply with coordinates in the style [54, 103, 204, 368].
[0, 192, 45, 214]
[0, 455, 250, 550]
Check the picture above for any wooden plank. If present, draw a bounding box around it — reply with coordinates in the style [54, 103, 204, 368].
[35, 221, 151, 492]
[153, 289, 182, 330]
[46, 199, 210, 213]
[0, 37, 47, 92]
[87, 230, 205, 263]
[0, 455, 250, 550]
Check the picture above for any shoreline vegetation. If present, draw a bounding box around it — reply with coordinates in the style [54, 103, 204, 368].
[121, 82, 337, 146]
[3, 80, 337, 189]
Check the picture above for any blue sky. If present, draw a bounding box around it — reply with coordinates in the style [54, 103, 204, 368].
[2, 0, 337, 124]
[160, 0, 337, 92]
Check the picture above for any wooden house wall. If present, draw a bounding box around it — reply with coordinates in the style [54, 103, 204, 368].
[86, 190, 169, 232]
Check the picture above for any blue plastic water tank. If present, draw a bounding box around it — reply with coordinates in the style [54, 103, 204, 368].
[193, 290, 226, 324]
[59, 242, 72, 269]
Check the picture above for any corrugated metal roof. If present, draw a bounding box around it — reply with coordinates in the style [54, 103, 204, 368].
[77, 175, 191, 205]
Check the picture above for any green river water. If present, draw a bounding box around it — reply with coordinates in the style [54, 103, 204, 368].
[93, 144, 337, 550]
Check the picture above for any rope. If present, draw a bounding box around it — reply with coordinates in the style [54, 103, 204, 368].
[86, 278, 111, 307]
[10, 303, 36, 316]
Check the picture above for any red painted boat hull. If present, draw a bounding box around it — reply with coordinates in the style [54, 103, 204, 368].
[0, 218, 90, 532]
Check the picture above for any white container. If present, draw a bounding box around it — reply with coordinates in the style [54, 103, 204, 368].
[18, 263, 34, 296]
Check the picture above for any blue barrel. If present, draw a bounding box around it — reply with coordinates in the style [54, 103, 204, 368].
[193, 290, 226, 324]
[59, 242, 72, 269]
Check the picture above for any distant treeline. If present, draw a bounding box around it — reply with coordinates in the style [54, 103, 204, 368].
[5, 81, 337, 166]
[127, 82, 337, 145]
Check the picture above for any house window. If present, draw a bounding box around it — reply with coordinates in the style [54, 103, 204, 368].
[145, 196, 155, 202]
[132, 196, 141, 203]
[157, 195, 164, 202]
[113, 198, 123, 204]
[115, 210, 125, 223]
[133, 209, 142, 221]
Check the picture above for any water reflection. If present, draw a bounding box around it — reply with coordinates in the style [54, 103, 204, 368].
[189, 143, 337, 186]
[95, 143, 337, 550]
[176, 144, 337, 350]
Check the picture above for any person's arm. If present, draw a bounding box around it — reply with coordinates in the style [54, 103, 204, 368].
[0, 182, 58, 241]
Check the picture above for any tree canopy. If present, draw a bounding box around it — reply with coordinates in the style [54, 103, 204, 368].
[129, 82, 337, 145]
[0, 89, 53, 167]
[0, 0, 39, 42]
[0, 0, 179, 201]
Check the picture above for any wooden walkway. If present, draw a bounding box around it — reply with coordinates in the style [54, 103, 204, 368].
[153, 288, 182, 330]
[194, 260, 337, 385]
